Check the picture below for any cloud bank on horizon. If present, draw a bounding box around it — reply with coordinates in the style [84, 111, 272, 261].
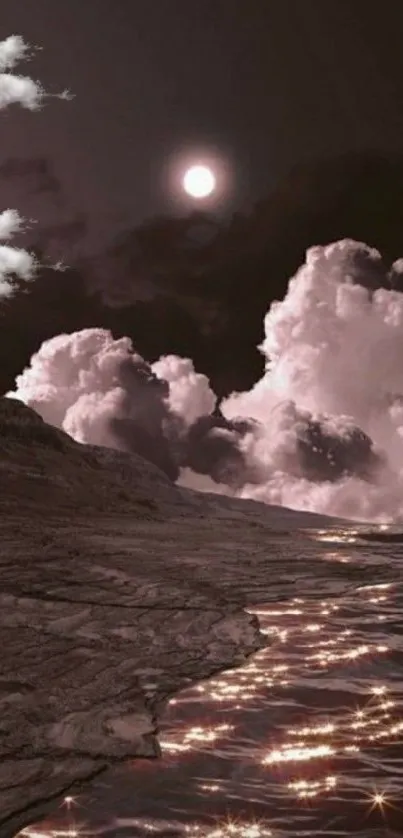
[4, 35, 403, 524]
[9, 237, 403, 524]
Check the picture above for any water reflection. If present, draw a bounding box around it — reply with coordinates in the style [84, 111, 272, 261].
[161, 724, 234, 754]
[21, 528, 403, 837]
[185, 821, 273, 838]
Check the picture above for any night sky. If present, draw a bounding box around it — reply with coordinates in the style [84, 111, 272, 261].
[3, 1, 403, 400]
[2, 1, 403, 233]
[5, 10, 403, 831]
[5, 9, 403, 823]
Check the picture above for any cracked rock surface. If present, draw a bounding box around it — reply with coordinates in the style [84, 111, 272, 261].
[0, 398, 343, 837]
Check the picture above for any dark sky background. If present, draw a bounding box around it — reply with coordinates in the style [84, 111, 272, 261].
[5, 6, 403, 831]
[2, 0, 403, 236]
[3, 1, 403, 400]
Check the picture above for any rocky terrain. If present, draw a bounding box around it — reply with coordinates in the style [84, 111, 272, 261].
[0, 397, 348, 838]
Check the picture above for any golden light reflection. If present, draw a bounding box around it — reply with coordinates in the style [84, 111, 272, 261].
[157, 594, 399, 817]
[199, 783, 222, 792]
[314, 528, 361, 544]
[263, 680, 401, 771]
[185, 817, 273, 837]
[165, 583, 398, 773]
[361, 787, 400, 819]
[288, 775, 337, 799]
[289, 723, 335, 736]
[20, 832, 79, 838]
[263, 743, 334, 764]
[23, 564, 399, 837]
[322, 550, 351, 563]
[22, 820, 275, 838]
[161, 722, 233, 754]
[163, 580, 399, 809]
[20, 794, 83, 838]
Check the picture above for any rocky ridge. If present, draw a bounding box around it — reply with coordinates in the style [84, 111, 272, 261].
[0, 397, 347, 837]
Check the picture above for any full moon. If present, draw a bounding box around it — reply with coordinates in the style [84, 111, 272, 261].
[183, 164, 216, 199]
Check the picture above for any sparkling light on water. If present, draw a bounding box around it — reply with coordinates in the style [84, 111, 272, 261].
[20, 531, 403, 837]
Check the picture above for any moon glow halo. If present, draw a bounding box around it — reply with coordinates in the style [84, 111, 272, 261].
[183, 164, 216, 199]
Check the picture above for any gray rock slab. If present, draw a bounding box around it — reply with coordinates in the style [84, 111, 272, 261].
[0, 397, 354, 837]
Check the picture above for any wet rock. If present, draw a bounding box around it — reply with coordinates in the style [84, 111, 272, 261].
[0, 397, 341, 837]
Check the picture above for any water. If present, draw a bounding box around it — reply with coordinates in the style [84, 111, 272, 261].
[23, 527, 403, 838]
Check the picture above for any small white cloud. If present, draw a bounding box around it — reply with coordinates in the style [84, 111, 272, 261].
[0, 36, 70, 300]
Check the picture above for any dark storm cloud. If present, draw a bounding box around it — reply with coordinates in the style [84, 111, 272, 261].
[296, 416, 382, 483]
[108, 356, 180, 481]
[90, 353, 383, 490]
[80, 212, 221, 306]
[108, 357, 256, 486]
[181, 414, 257, 487]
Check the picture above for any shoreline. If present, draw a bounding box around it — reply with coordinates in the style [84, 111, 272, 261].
[0, 398, 353, 838]
[1, 531, 267, 838]
[0, 505, 348, 838]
